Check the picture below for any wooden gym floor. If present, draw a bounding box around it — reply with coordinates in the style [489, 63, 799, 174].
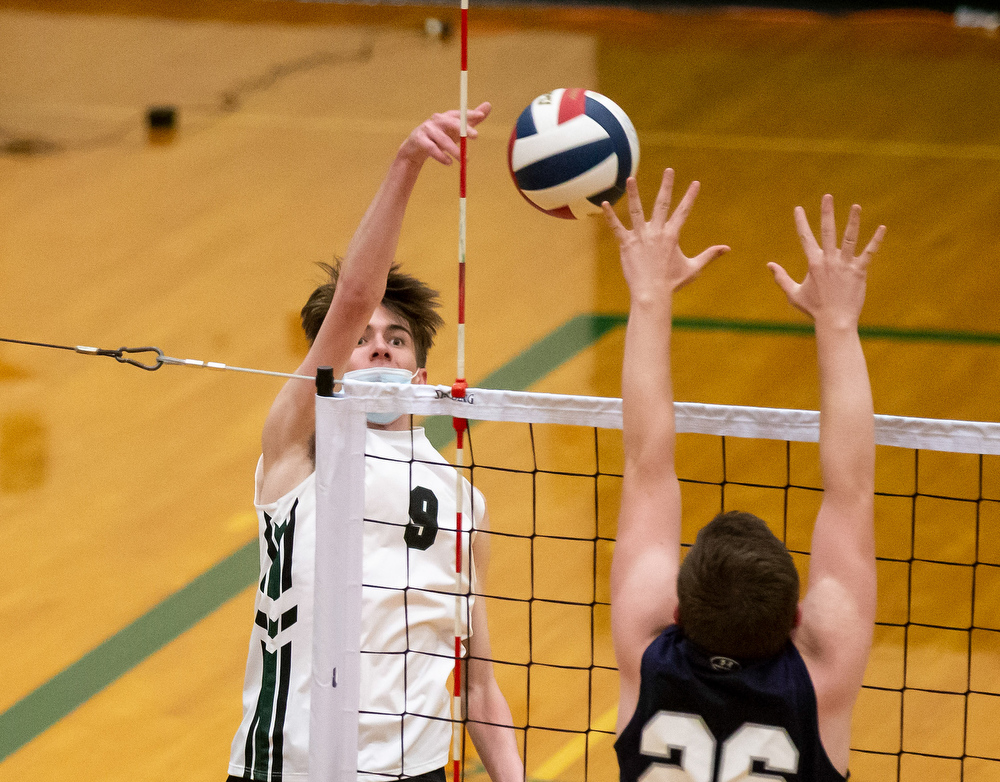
[1, 1, 999, 780]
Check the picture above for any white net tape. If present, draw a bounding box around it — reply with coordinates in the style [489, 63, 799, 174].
[336, 380, 1000, 454]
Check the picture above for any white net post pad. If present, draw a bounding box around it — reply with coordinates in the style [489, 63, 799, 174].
[311, 394, 368, 782]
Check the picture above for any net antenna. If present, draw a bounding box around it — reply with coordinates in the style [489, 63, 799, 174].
[451, 2, 471, 781]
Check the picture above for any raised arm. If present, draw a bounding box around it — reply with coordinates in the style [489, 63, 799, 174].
[769, 195, 885, 770]
[259, 104, 491, 502]
[604, 170, 729, 732]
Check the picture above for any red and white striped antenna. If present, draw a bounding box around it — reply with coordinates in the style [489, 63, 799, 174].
[451, 1, 470, 781]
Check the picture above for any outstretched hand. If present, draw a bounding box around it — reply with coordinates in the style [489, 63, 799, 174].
[399, 102, 492, 166]
[602, 169, 730, 301]
[768, 194, 886, 328]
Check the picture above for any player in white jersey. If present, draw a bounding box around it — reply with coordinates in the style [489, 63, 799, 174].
[227, 105, 523, 782]
[357, 427, 484, 779]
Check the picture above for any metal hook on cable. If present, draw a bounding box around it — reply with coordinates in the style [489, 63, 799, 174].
[77, 345, 165, 371]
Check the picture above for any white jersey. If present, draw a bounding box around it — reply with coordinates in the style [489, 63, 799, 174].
[229, 427, 483, 781]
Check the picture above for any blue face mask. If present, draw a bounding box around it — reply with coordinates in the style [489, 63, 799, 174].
[342, 367, 417, 425]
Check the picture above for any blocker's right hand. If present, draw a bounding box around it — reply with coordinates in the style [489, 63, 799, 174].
[767, 194, 885, 328]
[400, 102, 492, 166]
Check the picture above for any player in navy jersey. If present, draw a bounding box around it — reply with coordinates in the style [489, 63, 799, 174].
[601, 170, 885, 781]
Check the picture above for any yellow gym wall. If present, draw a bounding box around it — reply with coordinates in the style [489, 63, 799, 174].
[1, 2, 999, 781]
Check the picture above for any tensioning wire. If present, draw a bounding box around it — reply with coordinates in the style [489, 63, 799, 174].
[0, 337, 312, 380]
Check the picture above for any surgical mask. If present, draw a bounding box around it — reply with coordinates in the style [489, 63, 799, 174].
[342, 367, 417, 424]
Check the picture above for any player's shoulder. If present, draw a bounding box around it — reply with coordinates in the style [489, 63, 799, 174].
[794, 578, 874, 676]
[793, 628, 867, 720]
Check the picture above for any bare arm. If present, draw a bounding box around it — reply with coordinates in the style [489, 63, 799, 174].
[258, 103, 492, 503]
[466, 512, 523, 782]
[770, 195, 885, 770]
[603, 171, 729, 733]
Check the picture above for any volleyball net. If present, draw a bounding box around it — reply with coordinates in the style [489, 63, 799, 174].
[311, 381, 1000, 782]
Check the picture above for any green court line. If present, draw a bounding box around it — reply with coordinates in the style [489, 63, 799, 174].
[3, 311, 999, 762]
[424, 312, 626, 448]
[0, 540, 259, 761]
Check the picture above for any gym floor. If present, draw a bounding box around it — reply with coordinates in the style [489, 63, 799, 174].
[1, 1, 999, 780]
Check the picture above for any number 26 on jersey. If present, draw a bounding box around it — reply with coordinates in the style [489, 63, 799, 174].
[639, 711, 798, 782]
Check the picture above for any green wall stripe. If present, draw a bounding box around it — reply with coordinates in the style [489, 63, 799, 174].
[857, 324, 1000, 344]
[3, 311, 998, 762]
[0, 540, 259, 761]
[673, 315, 1000, 344]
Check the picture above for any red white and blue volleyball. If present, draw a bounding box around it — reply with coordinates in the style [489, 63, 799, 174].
[508, 89, 640, 219]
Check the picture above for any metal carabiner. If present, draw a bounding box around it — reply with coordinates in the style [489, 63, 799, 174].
[108, 346, 165, 371]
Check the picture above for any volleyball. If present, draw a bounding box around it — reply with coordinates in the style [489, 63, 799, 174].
[508, 88, 640, 219]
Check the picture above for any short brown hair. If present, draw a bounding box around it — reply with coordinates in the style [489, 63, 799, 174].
[677, 510, 800, 659]
[300, 260, 444, 367]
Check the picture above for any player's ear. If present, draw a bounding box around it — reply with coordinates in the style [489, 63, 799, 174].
[673, 604, 681, 626]
[413, 367, 428, 386]
[794, 604, 803, 628]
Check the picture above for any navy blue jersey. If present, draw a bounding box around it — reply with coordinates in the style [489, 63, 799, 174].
[615, 625, 847, 782]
